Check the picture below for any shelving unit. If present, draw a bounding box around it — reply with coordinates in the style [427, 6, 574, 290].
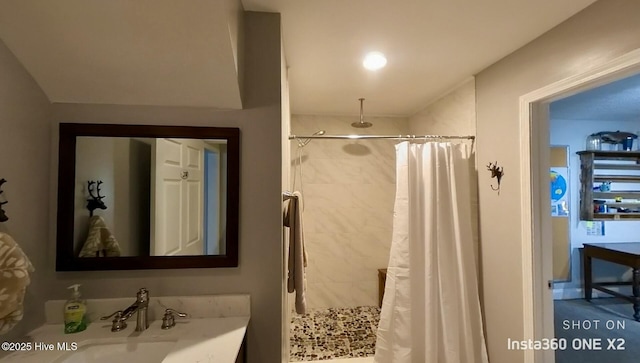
[577, 150, 640, 221]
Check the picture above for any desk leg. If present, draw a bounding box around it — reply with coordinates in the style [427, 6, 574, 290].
[584, 253, 592, 301]
[633, 269, 640, 322]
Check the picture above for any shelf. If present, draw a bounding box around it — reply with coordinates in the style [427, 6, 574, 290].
[577, 150, 640, 161]
[578, 150, 640, 220]
[594, 163, 640, 171]
[592, 191, 640, 199]
[593, 213, 640, 220]
[601, 202, 640, 208]
[593, 175, 640, 182]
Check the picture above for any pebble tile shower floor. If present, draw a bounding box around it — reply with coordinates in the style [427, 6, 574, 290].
[290, 306, 380, 361]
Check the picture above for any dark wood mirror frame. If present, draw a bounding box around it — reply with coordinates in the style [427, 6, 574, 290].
[56, 123, 240, 271]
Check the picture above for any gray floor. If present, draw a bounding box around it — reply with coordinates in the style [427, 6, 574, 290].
[555, 299, 640, 363]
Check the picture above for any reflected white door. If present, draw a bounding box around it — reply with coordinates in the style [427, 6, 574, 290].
[151, 138, 204, 256]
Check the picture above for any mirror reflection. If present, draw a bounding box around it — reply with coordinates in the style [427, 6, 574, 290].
[74, 137, 228, 257]
[56, 123, 239, 271]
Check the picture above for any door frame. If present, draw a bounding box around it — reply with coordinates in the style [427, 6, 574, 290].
[520, 48, 640, 363]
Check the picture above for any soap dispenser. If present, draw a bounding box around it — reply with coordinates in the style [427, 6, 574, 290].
[64, 284, 87, 334]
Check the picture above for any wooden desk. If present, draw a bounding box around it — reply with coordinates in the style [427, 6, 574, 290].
[583, 243, 640, 321]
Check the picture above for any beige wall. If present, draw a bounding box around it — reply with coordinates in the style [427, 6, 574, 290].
[46, 12, 284, 362]
[475, 1, 640, 362]
[73, 137, 116, 253]
[0, 38, 52, 341]
[409, 78, 476, 137]
[291, 114, 408, 309]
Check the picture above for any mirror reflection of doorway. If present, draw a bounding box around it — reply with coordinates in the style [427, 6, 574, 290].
[152, 138, 205, 256]
[152, 139, 228, 256]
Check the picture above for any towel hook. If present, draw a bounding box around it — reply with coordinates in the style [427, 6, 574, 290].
[486, 162, 504, 195]
[87, 180, 107, 217]
[0, 178, 8, 222]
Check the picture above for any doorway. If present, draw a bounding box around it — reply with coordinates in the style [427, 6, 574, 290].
[523, 49, 640, 363]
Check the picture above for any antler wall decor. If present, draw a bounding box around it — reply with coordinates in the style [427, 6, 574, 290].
[87, 180, 107, 216]
[0, 178, 8, 222]
[487, 162, 504, 195]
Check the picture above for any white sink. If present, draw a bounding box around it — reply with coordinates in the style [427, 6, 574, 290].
[54, 340, 177, 363]
[3, 294, 250, 363]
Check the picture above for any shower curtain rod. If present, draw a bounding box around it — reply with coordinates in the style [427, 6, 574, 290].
[288, 134, 475, 141]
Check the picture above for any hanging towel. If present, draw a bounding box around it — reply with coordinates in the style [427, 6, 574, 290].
[79, 216, 121, 257]
[284, 191, 308, 314]
[0, 232, 35, 334]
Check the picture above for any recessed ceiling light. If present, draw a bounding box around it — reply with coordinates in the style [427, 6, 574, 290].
[363, 52, 387, 71]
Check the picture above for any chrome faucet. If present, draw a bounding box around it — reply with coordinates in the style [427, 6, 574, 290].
[101, 288, 150, 332]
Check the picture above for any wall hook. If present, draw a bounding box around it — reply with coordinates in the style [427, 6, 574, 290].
[0, 178, 8, 222]
[487, 162, 504, 195]
[87, 180, 107, 217]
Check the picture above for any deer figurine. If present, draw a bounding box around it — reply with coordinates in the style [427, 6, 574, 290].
[0, 178, 8, 222]
[87, 180, 107, 216]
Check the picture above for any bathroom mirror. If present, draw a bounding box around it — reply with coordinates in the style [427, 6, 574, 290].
[56, 123, 240, 271]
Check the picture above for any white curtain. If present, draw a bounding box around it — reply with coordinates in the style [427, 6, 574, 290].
[374, 142, 488, 363]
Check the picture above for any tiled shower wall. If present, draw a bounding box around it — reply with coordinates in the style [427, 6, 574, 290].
[291, 115, 409, 309]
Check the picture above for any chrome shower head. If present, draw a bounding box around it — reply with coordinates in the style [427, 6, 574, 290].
[351, 98, 373, 128]
[298, 130, 325, 147]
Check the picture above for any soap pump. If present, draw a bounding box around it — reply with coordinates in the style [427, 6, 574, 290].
[64, 284, 87, 334]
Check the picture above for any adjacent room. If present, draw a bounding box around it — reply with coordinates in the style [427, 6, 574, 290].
[549, 73, 640, 363]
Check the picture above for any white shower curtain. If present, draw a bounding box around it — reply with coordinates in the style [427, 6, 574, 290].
[374, 142, 488, 363]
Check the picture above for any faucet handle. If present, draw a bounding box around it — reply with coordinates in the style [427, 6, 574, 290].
[165, 308, 187, 318]
[100, 310, 127, 332]
[161, 308, 187, 330]
[100, 310, 123, 321]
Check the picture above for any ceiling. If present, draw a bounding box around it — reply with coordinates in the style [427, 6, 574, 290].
[0, 0, 598, 115]
[551, 72, 640, 121]
[243, 0, 598, 116]
[0, 0, 243, 109]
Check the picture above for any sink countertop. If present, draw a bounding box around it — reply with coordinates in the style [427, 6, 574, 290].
[2, 294, 250, 363]
[2, 316, 249, 363]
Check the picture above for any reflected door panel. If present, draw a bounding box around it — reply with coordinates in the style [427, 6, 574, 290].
[183, 140, 204, 255]
[153, 138, 204, 256]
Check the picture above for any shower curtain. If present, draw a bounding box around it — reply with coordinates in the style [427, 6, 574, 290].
[374, 142, 488, 363]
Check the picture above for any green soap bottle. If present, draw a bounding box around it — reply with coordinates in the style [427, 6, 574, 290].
[64, 284, 87, 334]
